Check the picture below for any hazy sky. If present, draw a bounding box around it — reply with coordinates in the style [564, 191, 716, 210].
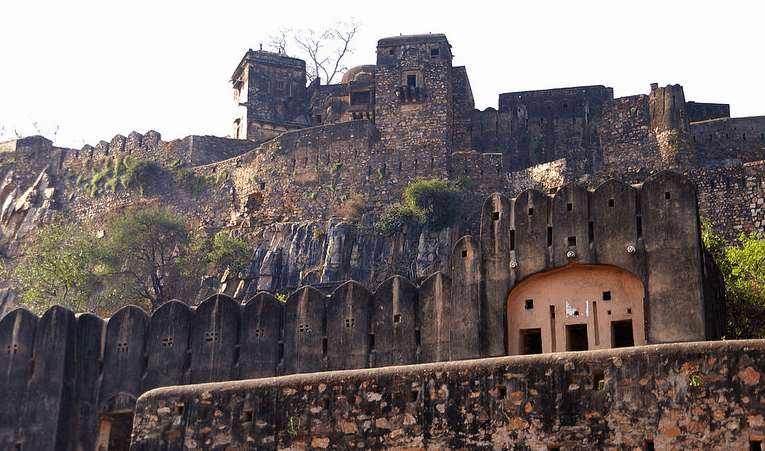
[1, 0, 762, 148]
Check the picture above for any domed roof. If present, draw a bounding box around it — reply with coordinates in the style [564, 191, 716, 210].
[341, 65, 376, 84]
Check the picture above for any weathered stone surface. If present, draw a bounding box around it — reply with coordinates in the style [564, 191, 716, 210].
[132, 340, 765, 451]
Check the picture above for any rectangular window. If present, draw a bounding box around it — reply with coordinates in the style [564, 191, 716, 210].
[611, 320, 634, 348]
[406, 74, 417, 87]
[430, 48, 440, 59]
[521, 329, 543, 355]
[566, 324, 589, 351]
[350, 90, 371, 105]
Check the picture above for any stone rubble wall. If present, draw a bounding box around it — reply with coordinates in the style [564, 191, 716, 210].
[131, 339, 765, 451]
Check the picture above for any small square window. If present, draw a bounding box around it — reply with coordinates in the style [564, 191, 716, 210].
[568, 236, 577, 246]
[406, 74, 417, 87]
[492, 211, 500, 221]
[603, 291, 611, 301]
[567, 202, 573, 211]
[608, 198, 615, 207]
[393, 314, 402, 323]
[665, 191, 671, 199]
[524, 299, 534, 310]
[430, 48, 440, 59]
[528, 207, 535, 216]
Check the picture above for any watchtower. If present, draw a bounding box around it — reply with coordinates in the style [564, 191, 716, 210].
[231, 49, 309, 142]
[374, 34, 455, 151]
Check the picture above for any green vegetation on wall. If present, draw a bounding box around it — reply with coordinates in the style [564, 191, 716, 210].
[68, 156, 157, 198]
[375, 178, 460, 235]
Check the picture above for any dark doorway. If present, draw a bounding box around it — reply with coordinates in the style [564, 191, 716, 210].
[97, 412, 133, 451]
[612, 320, 635, 348]
[521, 329, 542, 354]
[566, 324, 588, 351]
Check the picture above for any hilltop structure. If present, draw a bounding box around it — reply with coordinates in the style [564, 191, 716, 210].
[0, 32, 764, 450]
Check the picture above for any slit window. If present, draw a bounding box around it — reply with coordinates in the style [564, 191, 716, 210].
[588, 221, 594, 243]
[547, 227, 553, 246]
[665, 191, 671, 200]
[567, 202, 573, 211]
[510, 230, 515, 250]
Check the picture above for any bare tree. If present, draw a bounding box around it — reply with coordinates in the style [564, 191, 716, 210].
[268, 20, 360, 85]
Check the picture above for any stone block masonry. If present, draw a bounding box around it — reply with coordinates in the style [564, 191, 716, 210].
[131, 339, 765, 450]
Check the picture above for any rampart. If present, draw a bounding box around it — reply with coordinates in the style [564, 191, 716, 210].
[131, 339, 765, 450]
[58, 131, 258, 168]
[691, 116, 765, 163]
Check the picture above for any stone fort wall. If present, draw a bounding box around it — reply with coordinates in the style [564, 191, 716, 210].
[0, 171, 725, 449]
[131, 339, 765, 450]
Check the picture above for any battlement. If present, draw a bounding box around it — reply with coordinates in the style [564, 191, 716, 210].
[0, 171, 725, 449]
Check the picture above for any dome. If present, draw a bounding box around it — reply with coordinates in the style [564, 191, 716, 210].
[341, 65, 376, 84]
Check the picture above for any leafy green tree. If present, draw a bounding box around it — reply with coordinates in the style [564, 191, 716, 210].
[702, 219, 765, 338]
[404, 178, 460, 229]
[105, 204, 189, 311]
[6, 218, 104, 314]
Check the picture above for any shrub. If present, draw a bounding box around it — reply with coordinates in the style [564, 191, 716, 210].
[404, 178, 460, 229]
[338, 191, 366, 221]
[375, 204, 417, 236]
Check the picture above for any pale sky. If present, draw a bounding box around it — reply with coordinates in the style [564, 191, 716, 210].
[0, 0, 762, 148]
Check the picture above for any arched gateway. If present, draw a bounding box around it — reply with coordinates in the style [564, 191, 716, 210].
[507, 264, 646, 355]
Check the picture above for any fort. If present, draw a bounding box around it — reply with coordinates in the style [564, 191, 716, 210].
[0, 33, 764, 450]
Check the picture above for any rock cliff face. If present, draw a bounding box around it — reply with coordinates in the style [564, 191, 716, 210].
[0, 166, 56, 258]
[240, 217, 458, 297]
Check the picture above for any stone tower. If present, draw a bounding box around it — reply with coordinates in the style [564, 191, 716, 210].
[231, 49, 309, 142]
[374, 34, 455, 153]
[649, 83, 697, 169]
